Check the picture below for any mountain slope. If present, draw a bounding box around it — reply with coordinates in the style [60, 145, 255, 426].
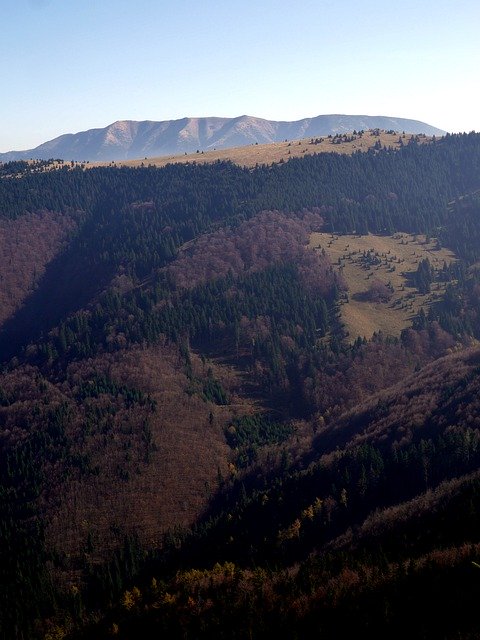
[2, 135, 480, 638]
[74, 346, 480, 640]
[0, 113, 445, 162]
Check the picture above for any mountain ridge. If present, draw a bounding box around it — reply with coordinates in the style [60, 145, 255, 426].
[0, 113, 446, 162]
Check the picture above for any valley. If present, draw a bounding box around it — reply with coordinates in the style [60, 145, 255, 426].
[1, 131, 480, 639]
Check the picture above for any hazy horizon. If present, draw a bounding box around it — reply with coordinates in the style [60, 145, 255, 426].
[2, 112, 450, 155]
[1, 0, 479, 152]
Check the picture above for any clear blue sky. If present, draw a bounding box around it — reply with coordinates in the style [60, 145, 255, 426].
[1, 0, 479, 151]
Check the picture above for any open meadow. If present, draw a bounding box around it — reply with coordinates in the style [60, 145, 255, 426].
[310, 231, 457, 340]
[91, 130, 432, 168]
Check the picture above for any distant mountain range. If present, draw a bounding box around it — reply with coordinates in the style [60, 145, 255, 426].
[0, 114, 446, 162]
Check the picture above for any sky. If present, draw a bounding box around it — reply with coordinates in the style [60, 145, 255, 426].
[1, 0, 479, 152]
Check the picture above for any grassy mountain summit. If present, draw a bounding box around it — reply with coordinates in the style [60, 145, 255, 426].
[1, 132, 480, 639]
[106, 129, 434, 169]
[0, 113, 445, 162]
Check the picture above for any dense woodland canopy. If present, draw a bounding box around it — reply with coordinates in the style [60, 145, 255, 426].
[1, 133, 480, 638]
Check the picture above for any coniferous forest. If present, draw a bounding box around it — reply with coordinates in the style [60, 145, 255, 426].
[2, 133, 480, 638]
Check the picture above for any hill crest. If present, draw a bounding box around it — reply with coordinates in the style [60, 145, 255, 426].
[0, 113, 445, 162]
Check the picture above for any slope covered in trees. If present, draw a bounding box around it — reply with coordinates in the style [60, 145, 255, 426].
[1, 133, 480, 639]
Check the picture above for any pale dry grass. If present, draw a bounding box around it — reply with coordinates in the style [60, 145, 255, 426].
[24, 131, 434, 171]
[89, 131, 433, 169]
[309, 232, 457, 340]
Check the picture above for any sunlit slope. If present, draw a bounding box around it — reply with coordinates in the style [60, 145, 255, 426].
[96, 131, 433, 168]
[310, 232, 457, 339]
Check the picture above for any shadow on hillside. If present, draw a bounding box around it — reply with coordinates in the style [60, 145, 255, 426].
[0, 233, 114, 363]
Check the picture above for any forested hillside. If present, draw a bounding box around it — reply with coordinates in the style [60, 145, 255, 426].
[1, 132, 480, 639]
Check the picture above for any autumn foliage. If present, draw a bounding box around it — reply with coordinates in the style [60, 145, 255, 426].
[2, 135, 480, 638]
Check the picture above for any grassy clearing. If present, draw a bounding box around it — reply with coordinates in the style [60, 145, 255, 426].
[309, 232, 457, 340]
[22, 131, 434, 171]
[90, 131, 433, 169]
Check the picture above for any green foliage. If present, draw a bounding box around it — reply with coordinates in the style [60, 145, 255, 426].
[77, 374, 156, 409]
[202, 374, 229, 405]
[0, 403, 72, 638]
[412, 258, 433, 293]
[29, 263, 332, 407]
[225, 413, 295, 469]
[225, 414, 294, 449]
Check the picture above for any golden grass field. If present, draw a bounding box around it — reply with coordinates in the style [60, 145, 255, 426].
[25, 131, 435, 172]
[90, 131, 432, 169]
[309, 232, 457, 340]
